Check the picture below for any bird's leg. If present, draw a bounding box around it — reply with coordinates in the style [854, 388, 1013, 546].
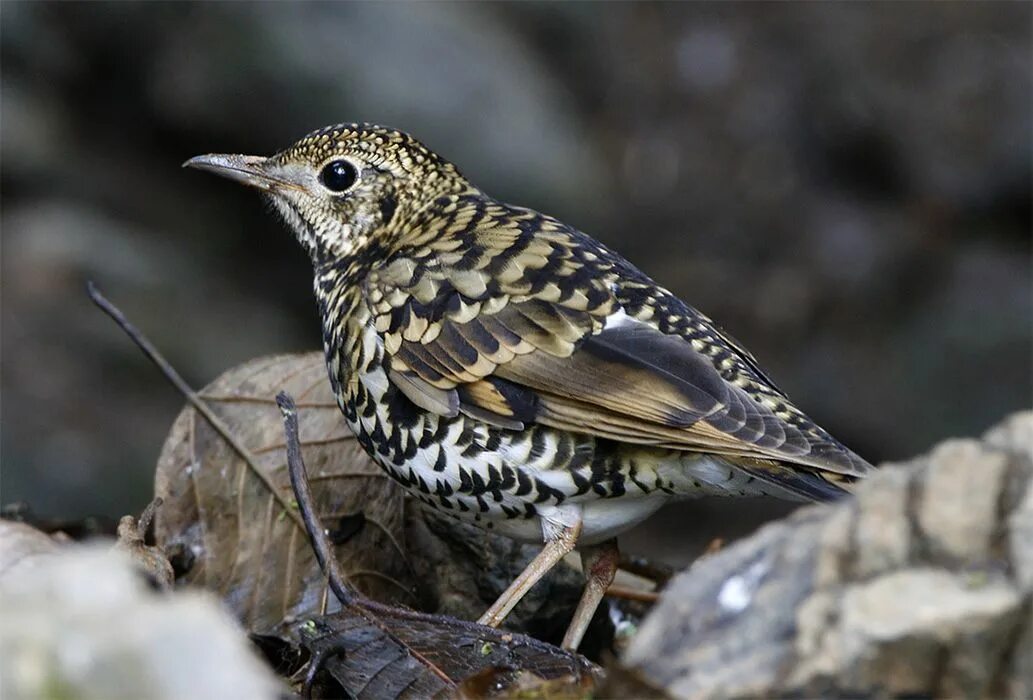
[477, 509, 582, 628]
[561, 538, 620, 651]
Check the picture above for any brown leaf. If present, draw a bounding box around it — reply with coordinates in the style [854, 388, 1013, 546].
[455, 667, 596, 699]
[302, 601, 598, 699]
[154, 352, 416, 639]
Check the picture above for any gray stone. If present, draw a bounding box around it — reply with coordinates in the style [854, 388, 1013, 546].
[619, 411, 1033, 698]
[0, 534, 281, 700]
[916, 439, 1008, 562]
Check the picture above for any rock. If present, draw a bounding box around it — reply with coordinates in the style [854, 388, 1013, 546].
[0, 521, 61, 581]
[619, 411, 1033, 698]
[0, 525, 281, 700]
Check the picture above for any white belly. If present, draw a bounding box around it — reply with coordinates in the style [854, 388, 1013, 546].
[482, 492, 672, 545]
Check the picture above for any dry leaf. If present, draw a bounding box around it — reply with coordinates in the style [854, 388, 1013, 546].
[154, 352, 416, 638]
[302, 602, 598, 699]
[455, 667, 596, 699]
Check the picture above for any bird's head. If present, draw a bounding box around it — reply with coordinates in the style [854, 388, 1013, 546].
[185, 123, 470, 262]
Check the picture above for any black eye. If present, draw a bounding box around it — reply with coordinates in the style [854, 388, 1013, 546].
[319, 160, 358, 192]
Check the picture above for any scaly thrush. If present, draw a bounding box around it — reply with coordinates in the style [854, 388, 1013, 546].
[186, 123, 871, 651]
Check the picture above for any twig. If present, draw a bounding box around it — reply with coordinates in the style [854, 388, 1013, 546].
[136, 497, 163, 541]
[87, 282, 305, 532]
[276, 391, 355, 607]
[618, 552, 675, 587]
[114, 497, 174, 589]
[276, 391, 456, 691]
[605, 584, 660, 604]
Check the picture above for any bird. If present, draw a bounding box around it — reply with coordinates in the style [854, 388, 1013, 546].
[185, 123, 872, 652]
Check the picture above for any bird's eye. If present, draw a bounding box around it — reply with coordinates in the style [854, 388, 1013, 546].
[319, 160, 358, 193]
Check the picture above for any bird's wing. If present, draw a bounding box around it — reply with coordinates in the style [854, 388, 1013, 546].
[366, 215, 871, 485]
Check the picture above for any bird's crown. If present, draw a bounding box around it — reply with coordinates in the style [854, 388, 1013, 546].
[185, 123, 471, 262]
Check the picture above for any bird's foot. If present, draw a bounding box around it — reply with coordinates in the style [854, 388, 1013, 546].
[561, 538, 620, 651]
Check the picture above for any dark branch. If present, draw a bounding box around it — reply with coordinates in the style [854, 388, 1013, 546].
[276, 391, 355, 607]
[87, 281, 198, 403]
[276, 391, 458, 691]
[87, 281, 304, 530]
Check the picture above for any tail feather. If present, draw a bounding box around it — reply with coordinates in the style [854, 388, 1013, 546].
[734, 461, 856, 502]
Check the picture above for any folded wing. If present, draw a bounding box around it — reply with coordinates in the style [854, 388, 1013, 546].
[368, 223, 871, 494]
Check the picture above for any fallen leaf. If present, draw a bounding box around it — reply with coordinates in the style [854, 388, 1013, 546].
[301, 601, 598, 699]
[455, 667, 596, 699]
[154, 352, 416, 639]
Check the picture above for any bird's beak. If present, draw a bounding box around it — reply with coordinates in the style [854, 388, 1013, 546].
[182, 153, 302, 192]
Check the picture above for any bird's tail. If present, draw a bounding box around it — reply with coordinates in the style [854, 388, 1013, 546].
[733, 460, 857, 502]
[670, 453, 855, 502]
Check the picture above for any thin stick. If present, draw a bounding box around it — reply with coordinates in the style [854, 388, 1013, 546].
[276, 391, 456, 690]
[136, 497, 163, 540]
[605, 584, 660, 604]
[87, 281, 304, 531]
[618, 552, 674, 586]
[276, 391, 355, 607]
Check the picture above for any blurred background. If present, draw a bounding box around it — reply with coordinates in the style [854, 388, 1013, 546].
[2, 3, 1030, 558]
